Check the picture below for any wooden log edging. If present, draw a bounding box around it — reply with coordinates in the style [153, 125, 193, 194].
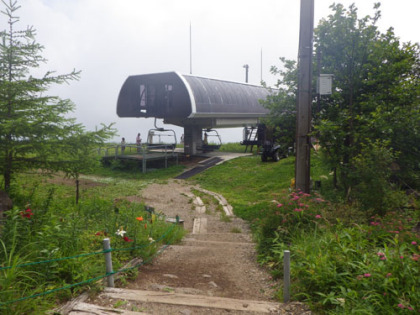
[195, 187, 234, 216]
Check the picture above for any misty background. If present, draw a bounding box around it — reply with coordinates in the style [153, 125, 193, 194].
[3, 0, 419, 144]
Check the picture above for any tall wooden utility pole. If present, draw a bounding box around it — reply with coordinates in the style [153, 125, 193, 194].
[295, 0, 314, 193]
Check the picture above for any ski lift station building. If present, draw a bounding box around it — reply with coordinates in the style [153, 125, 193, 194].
[117, 71, 271, 155]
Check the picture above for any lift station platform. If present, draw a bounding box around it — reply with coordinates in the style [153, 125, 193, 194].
[117, 72, 272, 155]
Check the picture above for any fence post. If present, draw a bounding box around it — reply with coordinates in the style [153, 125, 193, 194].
[103, 238, 114, 288]
[284, 250, 290, 302]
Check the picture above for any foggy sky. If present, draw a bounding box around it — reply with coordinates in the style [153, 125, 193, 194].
[2, 0, 419, 143]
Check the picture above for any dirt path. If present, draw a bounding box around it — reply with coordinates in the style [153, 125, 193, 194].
[73, 180, 310, 314]
[127, 180, 275, 300]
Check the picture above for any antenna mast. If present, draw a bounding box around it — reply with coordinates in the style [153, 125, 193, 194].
[260, 48, 263, 82]
[189, 22, 192, 74]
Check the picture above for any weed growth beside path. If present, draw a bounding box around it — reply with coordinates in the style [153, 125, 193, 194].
[0, 165, 185, 313]
[192, 154, 420, 313]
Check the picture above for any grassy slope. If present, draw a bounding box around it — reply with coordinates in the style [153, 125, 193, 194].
[190, 153, 328, 221]
[192, 154, 420, 314]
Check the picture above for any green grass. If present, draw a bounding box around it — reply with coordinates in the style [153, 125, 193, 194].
[219, 142, 249, 153]
[91, 158, 185, 180]
[10, 160, 185, 204]
[0, 162, 186, 313]
[230, 227, 242, 233]
[2, 149, 418, 314]
[191, 152, 332, 221]
[191, 153, 420, 313]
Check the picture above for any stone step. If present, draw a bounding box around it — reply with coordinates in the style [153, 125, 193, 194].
[101, 288, 281, 313]
[192, 217, 207, 234]
[187, 232, 253, 242]
[182, 238, 254, 247]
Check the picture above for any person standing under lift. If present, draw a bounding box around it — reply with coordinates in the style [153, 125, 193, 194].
[121, 137, 126, 154]
[136, 133, 142, 152]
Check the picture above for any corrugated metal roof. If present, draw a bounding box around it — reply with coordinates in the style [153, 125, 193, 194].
[181, 74, 270, 118]
[116, 71, 271, 126]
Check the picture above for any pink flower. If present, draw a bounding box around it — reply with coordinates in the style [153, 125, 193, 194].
[408, 306, 414, 311]
[292, 196, 300, 201]
[363, 273, 371, 278]
[411, 241, 417, 245]
[377, 252, 386, 260]
[386, 273, 392, 277]
[411, 254, 420, 262]
[277, 203, 283, 208]
[398, 304, 405, 309]
[400, 256, 404, 259]
[315, 215, 322, 219]
[293, 208, 303, 212]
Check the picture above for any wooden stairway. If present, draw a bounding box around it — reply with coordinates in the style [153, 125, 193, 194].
[58, 182, 297, 314]
[69, 287, 281, 314]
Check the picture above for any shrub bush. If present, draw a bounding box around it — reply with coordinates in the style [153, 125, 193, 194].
[256, 190, 420, 313]
[349, 140, 408, 215]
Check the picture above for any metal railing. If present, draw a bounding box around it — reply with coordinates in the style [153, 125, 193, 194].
[97, 143, 178, 173]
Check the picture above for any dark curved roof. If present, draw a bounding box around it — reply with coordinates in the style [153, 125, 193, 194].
[181, 74, 270, 118]
[117, 72, 270, 127]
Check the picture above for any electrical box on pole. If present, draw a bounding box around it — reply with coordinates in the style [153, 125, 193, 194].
[317, 74, 333, 95]
[295, 0, 314, 193]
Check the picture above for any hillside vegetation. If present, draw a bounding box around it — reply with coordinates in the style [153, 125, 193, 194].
[193, 154, 420, 314]
[0, 165, 185, 314]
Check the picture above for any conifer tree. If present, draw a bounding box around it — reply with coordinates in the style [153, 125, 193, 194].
[0, 0, 114, 192]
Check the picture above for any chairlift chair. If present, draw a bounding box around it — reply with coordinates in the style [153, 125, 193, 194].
[146, 118, 177, 150]
[201, 128, 222, 152]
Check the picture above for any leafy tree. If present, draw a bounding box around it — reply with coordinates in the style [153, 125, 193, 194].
[260, 57, 297, 151]
[0, 0, 115, 193]
[264, 2, 420, 208]
[314, 3, 420, 195]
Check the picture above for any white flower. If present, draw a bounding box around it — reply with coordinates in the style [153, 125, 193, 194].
[148, 237, 155, 243]
[115, 228, 126, 237]
[336, 298, 345, 305]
